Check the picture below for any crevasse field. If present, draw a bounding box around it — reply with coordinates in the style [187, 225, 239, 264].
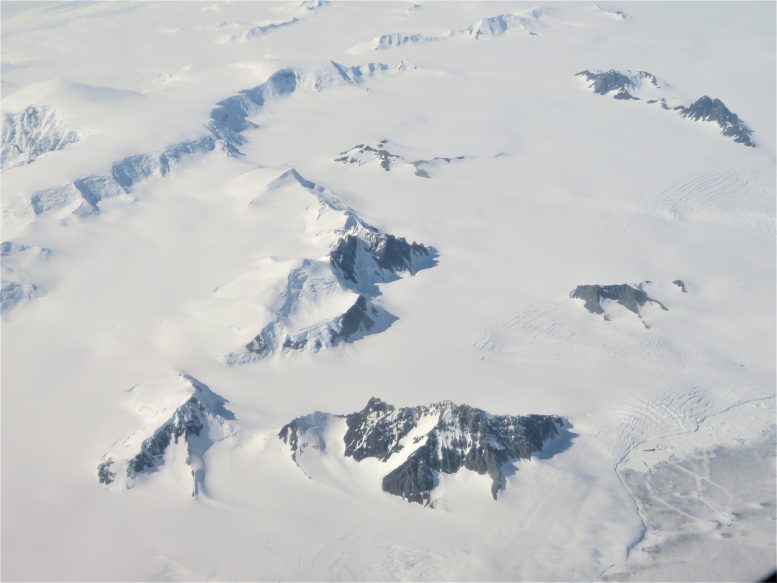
[1, 2, 775, 581]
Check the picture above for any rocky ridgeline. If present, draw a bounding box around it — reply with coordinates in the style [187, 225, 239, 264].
[230, 169, 436, 363]
[25, 62, 390, 220]
[575, 69, 659, 100]
[97, 374, 237, 497]
[351, 9, 546, 52]
[577, 69, 755, 147]
[280, 397, 566, 506]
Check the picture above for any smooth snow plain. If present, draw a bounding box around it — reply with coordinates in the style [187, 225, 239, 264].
[1, 2, 775, 581]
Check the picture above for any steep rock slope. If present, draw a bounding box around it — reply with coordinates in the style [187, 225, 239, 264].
[225, 168, 436, 363]
[97, 374, 237, 497]
[280, 397, 567, 506]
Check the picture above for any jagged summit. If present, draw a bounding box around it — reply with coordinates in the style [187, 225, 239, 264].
[577, 69, 756, 147]
[97, 374, 237, 497]
[676, 96, 755, 147]
[280, 398, 567, 506]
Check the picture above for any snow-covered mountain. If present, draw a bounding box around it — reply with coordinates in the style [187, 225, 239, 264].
[1, 2, 774, 582]
[334, 139, 467, 177]
[577, 68, 757, 146]
[211, 166, 437, 364]
[97, 374, 238, 497]
[280, 397, 567, 505]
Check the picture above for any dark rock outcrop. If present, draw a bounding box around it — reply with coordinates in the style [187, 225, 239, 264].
[343, 397, 421, 461]
[576, 69, 657, 100]
[334, 142, 401, 171]
[335, 141, 466, 177]
[280, 398, 567, 506]
[672, 279, 687, 293]
[570, 283, 668, 320]
[329, 226, 434, 286]
[676, 96, 755, 147]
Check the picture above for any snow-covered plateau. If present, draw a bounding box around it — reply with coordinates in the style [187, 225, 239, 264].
[1, 1, 775, 581]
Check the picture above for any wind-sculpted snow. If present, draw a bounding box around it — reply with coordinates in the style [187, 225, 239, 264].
[226, 169, 435, 364]
[335, 140, 466, 177]
[280, 397, 567, 506]
[570, 282, 669, 325]
[97, 374, 237, 498]
[1, 105, 80, 169]
[578, 69, 756, 147]
[1, 241, 52, 314]
[25, 62, 390, 220]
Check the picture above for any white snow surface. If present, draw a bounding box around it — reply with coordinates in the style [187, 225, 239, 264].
[1, 1, 775, 581]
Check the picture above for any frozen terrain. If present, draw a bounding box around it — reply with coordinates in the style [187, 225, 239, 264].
[1, 1, 775, 581]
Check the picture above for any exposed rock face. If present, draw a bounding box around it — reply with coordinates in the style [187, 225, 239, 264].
[277, 411, 330, 464]
[576, 69, 658, 100]
[462, 11, 543, 39]
[1, 105, 80, 169]
[280, 398, 566, 506]
[334, 141, 400, 171]
[97, 374, 237, 497]
[672, 279, 687, 293]
[570, 283, 668, 322]
[330, 226, 433, 285]
[676, 96, 755, 147]
[343, 397, 420, 462]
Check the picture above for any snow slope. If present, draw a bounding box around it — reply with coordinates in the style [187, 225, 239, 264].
[1, 2, 775, 581]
